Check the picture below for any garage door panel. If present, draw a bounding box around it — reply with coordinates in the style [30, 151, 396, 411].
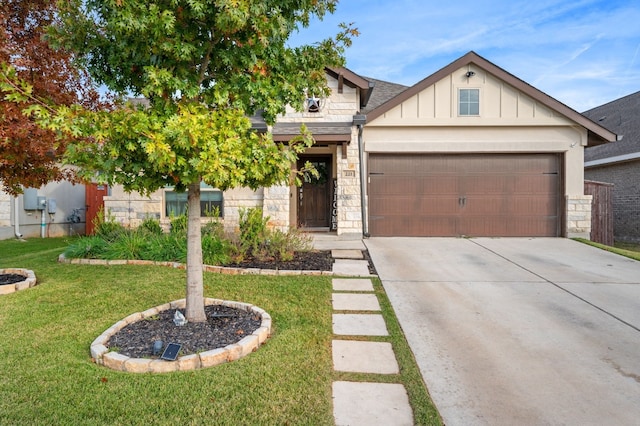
[506, 196, 558, 215]
[368, 153, 562, 237]
[370, 195, 460, 215]
[370, 216, 458, 237]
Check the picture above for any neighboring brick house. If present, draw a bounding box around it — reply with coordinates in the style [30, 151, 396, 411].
[584, 91, 640, 243]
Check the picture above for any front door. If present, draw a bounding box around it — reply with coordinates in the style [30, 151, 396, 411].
[298, 157, 331, 228]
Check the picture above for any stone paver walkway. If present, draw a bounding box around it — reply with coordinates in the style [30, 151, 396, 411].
[331, 277, 413, 425]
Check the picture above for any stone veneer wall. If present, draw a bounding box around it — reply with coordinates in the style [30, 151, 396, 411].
[334, 127, 363, 235]
[262, 185, 290, 230]
[103, 187, 264, 233]
[566, 195, 592, 239]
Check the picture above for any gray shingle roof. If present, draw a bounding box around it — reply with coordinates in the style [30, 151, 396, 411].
[584, 91, 640, 163]
[360, 78, 409, 114]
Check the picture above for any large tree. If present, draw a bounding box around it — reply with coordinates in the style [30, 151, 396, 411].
[3, 0, 354, 321]
[0, 0, 103, 195]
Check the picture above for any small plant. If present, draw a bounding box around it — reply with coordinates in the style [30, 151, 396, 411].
[103, 231, 148, 260]
[139, 216, 163, 235]
[169, 213, 188, 235]
[93, 207, 125, 242]
[202, 233, 232, 265]
[63, 235, 108, 259]
[267, 228, 312, 262]
[238, 207, 269, 257]
[141, 233, 187, 262]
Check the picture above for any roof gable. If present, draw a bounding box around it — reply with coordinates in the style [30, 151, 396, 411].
[365, 51, 616, 146]
[326, 67, 375, 109]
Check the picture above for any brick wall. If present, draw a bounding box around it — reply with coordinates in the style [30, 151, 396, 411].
[585, 160, 640, 243]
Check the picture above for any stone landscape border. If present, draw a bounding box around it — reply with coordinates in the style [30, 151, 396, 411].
[91, 298, 272, 373]
[0, 268, 37, 295]
[58, 254, 337, 276]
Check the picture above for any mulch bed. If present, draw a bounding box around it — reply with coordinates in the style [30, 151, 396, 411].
[227, 250, 334, 271]
[0, 274, 25, 286]
[108, 305, 262, 358]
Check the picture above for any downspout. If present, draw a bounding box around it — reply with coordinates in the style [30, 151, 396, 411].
[353, 114, 369, 237]
[13, 196, 23, 239]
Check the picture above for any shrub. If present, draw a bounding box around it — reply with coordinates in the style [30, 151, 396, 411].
[267, 228, 312, 262]
[202, 233, 232, 265]
[141, 233, 187, 263]
[139, 216, 163, 235]
[238, 207, 269, 257]
[169, 213, 187, 235]
[63, 236, 108, 259]
[102, 231, 149, 260]
[93, 207, 125, 242]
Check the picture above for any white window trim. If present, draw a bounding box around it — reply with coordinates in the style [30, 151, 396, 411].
[458, 88, 480, 117]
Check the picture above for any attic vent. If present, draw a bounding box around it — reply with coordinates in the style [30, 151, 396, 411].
[598, 116, 607, 121]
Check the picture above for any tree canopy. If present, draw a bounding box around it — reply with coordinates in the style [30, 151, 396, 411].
[1, 0, 355, 321]
[0, 0, 103, 195]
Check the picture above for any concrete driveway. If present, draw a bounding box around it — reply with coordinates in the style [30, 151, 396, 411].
[365, 237, 640, 425]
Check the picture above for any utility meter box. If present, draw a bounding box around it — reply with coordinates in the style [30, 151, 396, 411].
[37, 196, 46, 210]
[23, 188, 39, 210]
[47, 199, 57, 214]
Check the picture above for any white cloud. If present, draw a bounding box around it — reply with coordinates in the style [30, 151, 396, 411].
[290, 0, 640, 110]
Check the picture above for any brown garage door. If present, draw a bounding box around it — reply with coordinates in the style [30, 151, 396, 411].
[368, 153, 562, 237]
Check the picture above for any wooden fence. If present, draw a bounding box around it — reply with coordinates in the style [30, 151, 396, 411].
[584, 180, 614, 246]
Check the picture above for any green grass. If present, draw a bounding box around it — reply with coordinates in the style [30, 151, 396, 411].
[574, 238, 640, 261]
[0, 237, 441, 425]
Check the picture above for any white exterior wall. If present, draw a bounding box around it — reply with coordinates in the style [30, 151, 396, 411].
[0, 181, 85, 240]
[364, 65, 592, 238]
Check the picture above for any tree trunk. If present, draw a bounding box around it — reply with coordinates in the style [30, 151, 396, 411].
[185, 182, 207, 322]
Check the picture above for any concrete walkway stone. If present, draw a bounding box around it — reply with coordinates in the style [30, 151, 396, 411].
[332, 293, 380, 311]
[332, 278, 374, 292]
[331, 249, 364, 259]
[333, 381, 413, 426]
[332, 340, 399, 374]
[332, 259, 371, 276]
[333, 313, 388, 336]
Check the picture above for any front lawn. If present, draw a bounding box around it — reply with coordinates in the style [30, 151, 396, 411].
[0, 237, 440, 425]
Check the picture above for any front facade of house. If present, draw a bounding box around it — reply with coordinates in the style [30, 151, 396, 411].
[584, 91, 640, 243]
[2, 52, 614, 240]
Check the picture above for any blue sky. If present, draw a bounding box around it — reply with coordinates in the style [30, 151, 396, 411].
[291, 0, 640, 112]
